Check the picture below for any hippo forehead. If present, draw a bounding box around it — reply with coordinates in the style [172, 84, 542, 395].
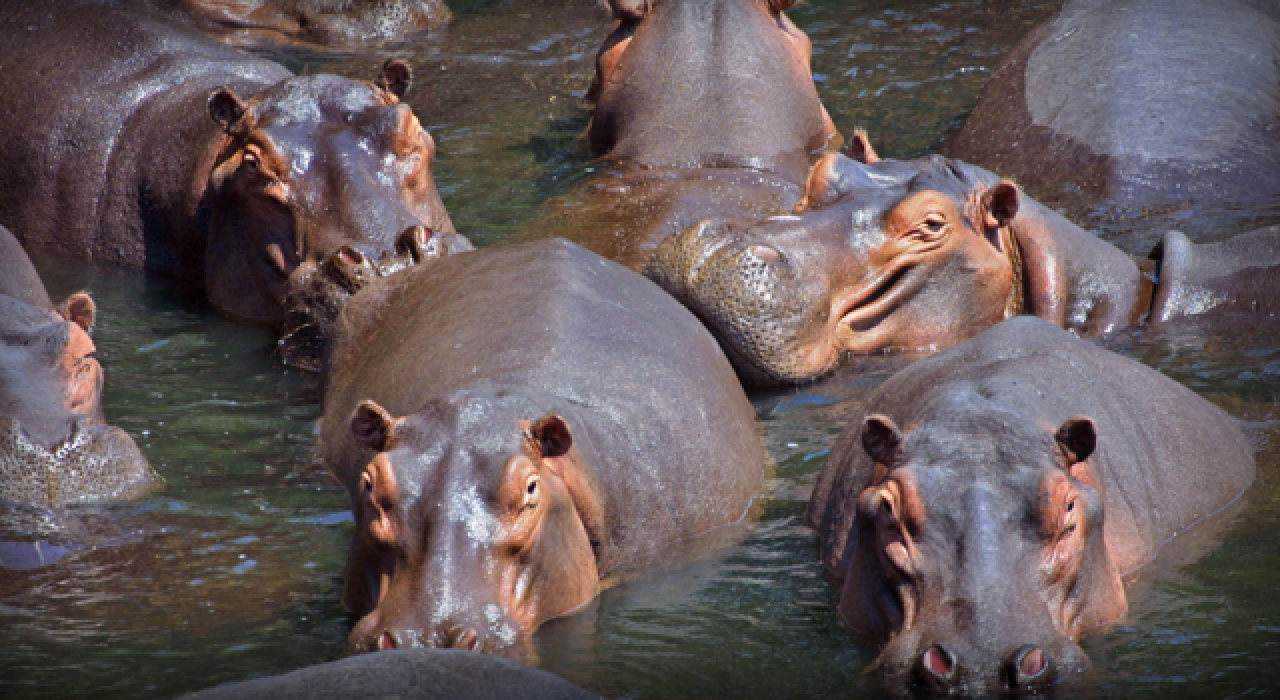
[825, 155, 986, 220]
[253, 75, 387, 128]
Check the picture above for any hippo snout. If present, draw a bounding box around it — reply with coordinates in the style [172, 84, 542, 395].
[348, 606, 522, 658]
[887, 634, 1086, 694]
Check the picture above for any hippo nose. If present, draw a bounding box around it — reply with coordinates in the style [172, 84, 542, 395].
[919, 643, 957, 683]
[741, 244, 784, 265]
[375, 627, 422, 651]
[1009, 645, 1054, 687]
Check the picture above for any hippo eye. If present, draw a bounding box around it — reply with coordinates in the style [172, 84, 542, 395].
[243, 150, 260, 170]
[923, 216, 946, 233]
[524, 475, 540, 509]
[362, 473, 374, 494]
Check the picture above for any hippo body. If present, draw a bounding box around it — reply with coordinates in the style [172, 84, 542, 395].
[0, 0, 464, 329]
[944, 0, 1280, 217]
[175, 0, 451, 44]
[0, 226, 156, 510]
[648, 147, 1280, 385]
[521, 0, 834, 269]
[807, 316, 1255, 693]
[320, 239, 767, 655]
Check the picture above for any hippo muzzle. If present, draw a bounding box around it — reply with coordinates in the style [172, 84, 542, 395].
[0, 417, 156, 508]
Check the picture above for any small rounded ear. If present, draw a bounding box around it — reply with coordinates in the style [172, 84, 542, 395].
[982, 180, 1020, 229]
[1055, 415, 1096, 465]
[531, 414, 573, 458]
[847, 129, 880, 165]
[374, 59, 412, 100]
[861, 414, 904, 468]
[351, 400, 399, 452]
[208, 88, 248, 134]
[605, 0, 653, 20]
[59, 293, 96, 333]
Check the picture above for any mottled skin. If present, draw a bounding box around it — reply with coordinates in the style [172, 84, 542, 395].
[0, 0, 461, 330]
[320, 239, 766, 656]
[0, 226, 156, 510]
[648, 140, 1280, 385]
[806, 317, 1255, 694]
[522, 0, 835, 268]
[944, 0, 1280, 214]
[175, 0, 451, 44]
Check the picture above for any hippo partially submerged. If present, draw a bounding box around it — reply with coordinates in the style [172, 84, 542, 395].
[0, 226, 156, 509]
[807, 316, 1255, 693]
[175, 0, 452, 44]
[320, 239, 767, 655]
[522, 0, 836, 268]
[0, 0, 467, 339]
[648, 140, 1280, 384]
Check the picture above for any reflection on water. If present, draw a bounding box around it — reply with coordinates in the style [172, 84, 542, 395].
[3, 1, 1279, 698]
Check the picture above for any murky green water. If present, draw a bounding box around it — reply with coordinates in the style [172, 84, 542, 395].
[4, 0, 1280, 698]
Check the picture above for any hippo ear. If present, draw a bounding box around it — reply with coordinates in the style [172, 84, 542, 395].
[1055, 416, 1096, 465]
[861, 414, 904, 468]
[604, 0, 652, 20]
[374, 60, 412, 100]
[531, 414, 573, 459]
[982, 181, 1020, 229]
[846, 129, 880, 165]
[768, 0, 799, 10]
[351, 400, 400, 452]
[58, 293, 96, 333]
[208, 88, 248, 134]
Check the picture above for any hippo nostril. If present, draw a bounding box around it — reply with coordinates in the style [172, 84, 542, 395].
[921, 644, 956, 679]
[449, 627, 479, 651]
[396, 224, 434, 263]
[338, 245, 365, 266]
[745, 244, 782, 263]
[378, 630, 397, 651]
[1011, 645, 1053, 686]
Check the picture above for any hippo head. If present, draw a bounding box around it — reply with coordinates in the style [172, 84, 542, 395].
[588, 0, 836, 181]
[341, 393, 601, 657]
[203, 60, 461, 325]
[0, 293, 155, 508]
[647, 137, 1022, 384]
[842, 409, 1126, 693]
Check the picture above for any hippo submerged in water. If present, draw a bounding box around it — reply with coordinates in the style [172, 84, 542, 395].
[0, 226, 156, 510]
[319, 239, 767, 656]
[807, 316, 1255, 694]
[174, 0, 451, 44]
[648, 136, 1280, 385]
[521, 0, 836, 268]
[0, 0, 469, 355]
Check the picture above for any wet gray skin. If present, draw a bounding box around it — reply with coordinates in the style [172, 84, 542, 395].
[174, 0, 453, 45]
[807, 317, 1255, 694]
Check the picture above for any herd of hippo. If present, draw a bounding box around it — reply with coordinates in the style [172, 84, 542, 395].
[1, 0, 1277, 696]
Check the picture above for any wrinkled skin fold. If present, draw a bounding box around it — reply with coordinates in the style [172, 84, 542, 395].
[806, 317, 1255, 694]
[176, 0, 452, 44]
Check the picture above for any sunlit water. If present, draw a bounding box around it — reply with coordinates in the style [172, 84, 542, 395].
[3, 0, 1280, 698]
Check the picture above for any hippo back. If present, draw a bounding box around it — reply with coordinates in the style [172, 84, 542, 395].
[0, 0, 289, 273]
[323, 239, 766, 573]
[808, 316, 1255, 577]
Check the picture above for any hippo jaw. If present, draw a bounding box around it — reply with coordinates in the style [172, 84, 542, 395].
[341, 399, 601, 658]
[842, 414, 1126, 694]
[202, 63, 459, 325]
[0, 417, 156, 509]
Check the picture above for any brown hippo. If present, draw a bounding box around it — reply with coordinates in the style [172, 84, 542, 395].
[319, 239, 767, 656]
[521, 0, 836, 268]
[174, 0, 451, 44]
[806, 316, 1255, 694]
[0, 0, 467, 334]
[0, 226, 157, 510]
[647, 140, 1280, 385]
[944, 0, 1280, 219]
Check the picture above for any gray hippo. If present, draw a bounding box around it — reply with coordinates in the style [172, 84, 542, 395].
[0, 226, 156, 510]
[520, 0, 836, 268]
[944, 0, 1280, 218]
[647, 142, 1280, 385]
[319, 239, 767, 655]
[0, 0, 468, 334]
[173, 0, 451, 44]
[806, 316, 1255, 694]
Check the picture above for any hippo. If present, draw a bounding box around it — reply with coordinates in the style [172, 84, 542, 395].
[182, 648, 601, 700]
[943, 0, 1280, 219]
[520, 0, 836, 268]
[174, 0, 451, 44]
[646, 139, 1280, 385]
[806, 316, 1255, 694]
[0, 0, 468, 338]
[319, 239, 767, 656]
[0, 225, 157, 510]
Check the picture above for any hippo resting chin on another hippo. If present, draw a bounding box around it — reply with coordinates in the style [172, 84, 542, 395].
[0, 0, 469, 361]
[520, 0, 836, 268]
[944, 0, 1280, 215]
[0, 226, 156, 510]
[806, 316, 1255, 694]
[647, 136, 1280, 385]
[175, 0, 452, 45]
[320, 239, 767, 656]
